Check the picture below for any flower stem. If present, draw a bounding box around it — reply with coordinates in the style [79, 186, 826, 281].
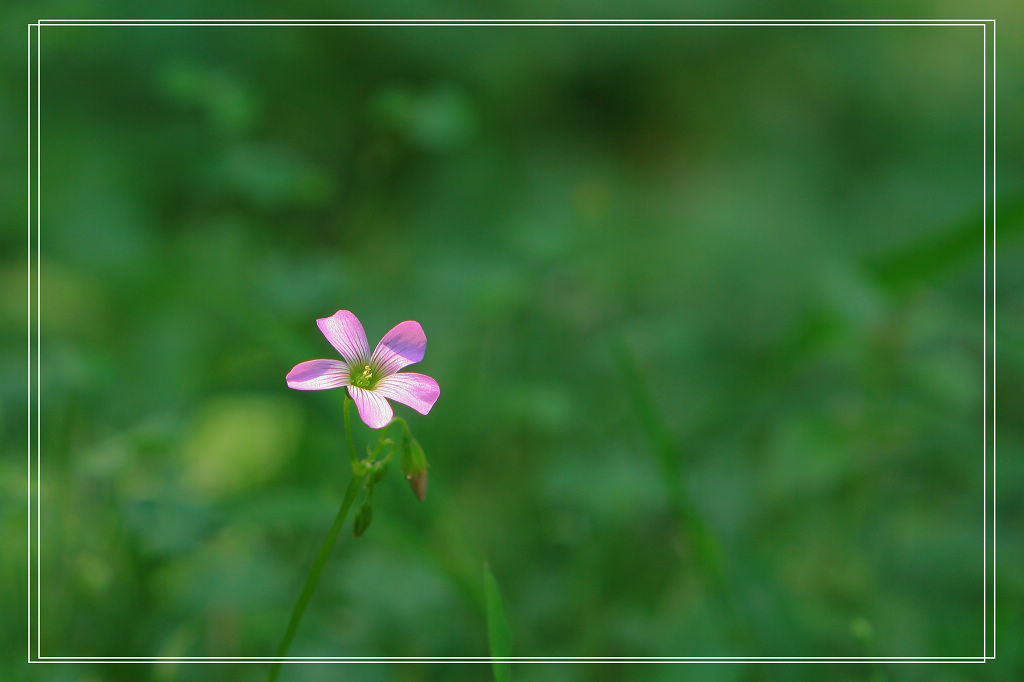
[268, 399, 365, 682]
[268, 472, 363, 681]
[389, 415, 411, 439]
[343, 394, 358, 465]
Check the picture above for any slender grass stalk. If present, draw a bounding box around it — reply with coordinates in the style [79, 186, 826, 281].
[268, 396, 365, 682]
[483, 562, 512, 682]
[612, 340, 724, 583]
[611, 338, 750, 636]
[614, 338, 764, 648]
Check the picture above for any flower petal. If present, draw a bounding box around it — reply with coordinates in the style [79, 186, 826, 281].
[286, 359, 350, 391]
[370, 320, 427, 376]
[373, 372, 440, 415]
[316, 310, 370, 364]
[347, 386, 394, 429]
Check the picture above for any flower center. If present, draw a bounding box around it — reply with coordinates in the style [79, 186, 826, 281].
[351, 363, 377, 389]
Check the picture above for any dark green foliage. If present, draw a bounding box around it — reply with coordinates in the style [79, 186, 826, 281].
[5, 7, 1022, 682]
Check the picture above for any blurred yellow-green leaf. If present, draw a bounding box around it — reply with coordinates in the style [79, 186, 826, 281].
[181, 395, 302, 500]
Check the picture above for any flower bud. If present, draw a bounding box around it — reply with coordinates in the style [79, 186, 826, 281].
[353, 500, 373, 537]
[401, 436, 428, 502]
[407, 469, 428, 502]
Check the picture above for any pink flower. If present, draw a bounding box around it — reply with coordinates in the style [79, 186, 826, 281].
[286, 310, 440, 429]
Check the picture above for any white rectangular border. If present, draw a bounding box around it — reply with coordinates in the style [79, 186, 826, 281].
[26, 18, 997, 664]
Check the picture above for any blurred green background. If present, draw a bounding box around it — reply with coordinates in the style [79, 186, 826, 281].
[3, 4, 1023, 682]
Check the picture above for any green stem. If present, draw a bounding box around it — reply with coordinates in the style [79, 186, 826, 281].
[388, 416, 411, 440]
[343, 394, 358, 465]
[268, 472, 363, 681]
[268, 398, 365, 682]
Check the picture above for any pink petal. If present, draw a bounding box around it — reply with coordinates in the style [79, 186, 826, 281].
[370, 320, 427, 376]
[286, 359, 350, 391]
[317, 310, 370, 365]
[347, 386, 394, 429]
[373, 372, 440, 415]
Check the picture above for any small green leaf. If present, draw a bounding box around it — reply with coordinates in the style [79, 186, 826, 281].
[483, 562, 512, 682]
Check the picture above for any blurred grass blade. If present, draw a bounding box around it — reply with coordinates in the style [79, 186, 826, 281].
[867, 195, 1023, 293]
[483, 562, 512, 682]
[612, 339, 726, 589]
[611, 339, 682, 500]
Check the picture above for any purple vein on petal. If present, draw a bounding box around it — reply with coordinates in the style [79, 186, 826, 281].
[286, 359, 350, 390]
[371, 320, 427, 376]
[347, 386, 394, 429]
[373, 373, 440, 415]
[317, 310, 370, 365]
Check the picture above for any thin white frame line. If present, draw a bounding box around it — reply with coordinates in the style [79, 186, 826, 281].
[992, 18, 997, 661]
[982, 22, 987, 661]
[34, 19, 995, 26]
[33, 661, 993, 665]
[34, 18, 997, 21]
[36, 656, 994, 661]
[25, 21, 33, 665]
[34, 19, 996, 23]
[35, 19, 42, 665]
[26, 18, 997, 664]
[36, 655, 995, 659]
[27, 22, 991, 28]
